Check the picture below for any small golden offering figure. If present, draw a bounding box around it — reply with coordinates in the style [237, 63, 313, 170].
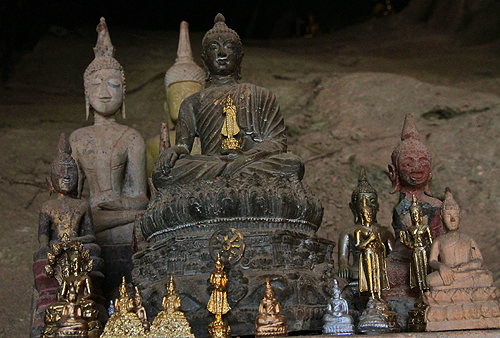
[354, 195, 389, 300]
[400, 194, 433, 295]
[255, 278, 288, 337]
[149, 276, 195, 338]
[221, 95, 240, 150]
[56, 286, 88, 337]
[133, 287, 150, 331]
[355, 195, 400, 332]
[100, 277, 147, 338]
[207, 254, 231, 338]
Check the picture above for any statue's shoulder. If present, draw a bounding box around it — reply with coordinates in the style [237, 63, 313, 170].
[69, 126, 94, 145]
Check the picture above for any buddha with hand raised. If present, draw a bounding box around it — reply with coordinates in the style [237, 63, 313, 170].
[152, 13, 304, 189]
[338, 167, 394, 288]
[69, 18, 148, 291]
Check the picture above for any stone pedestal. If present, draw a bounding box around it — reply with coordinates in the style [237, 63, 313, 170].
[133, 219, 334, 337]
[424, 286, 500, 331]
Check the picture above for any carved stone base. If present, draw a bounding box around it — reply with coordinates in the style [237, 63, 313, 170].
[132, 219, 334, 337]
[424, 286, 500, 331]
[407, 303, 426, 332]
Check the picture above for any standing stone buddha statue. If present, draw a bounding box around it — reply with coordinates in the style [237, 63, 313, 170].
[69, 18, 148, 293]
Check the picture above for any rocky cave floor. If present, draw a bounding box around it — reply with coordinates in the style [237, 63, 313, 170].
[1, 16, 500, 338]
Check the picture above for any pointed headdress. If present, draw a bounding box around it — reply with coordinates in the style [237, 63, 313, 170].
[441, 187, 459, 211]
[202, 13, 241, 48]
[84, 17, 126, 120]
[165, 21, 205, 89]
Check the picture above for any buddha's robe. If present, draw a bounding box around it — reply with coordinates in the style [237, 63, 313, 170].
[152, 83, 304, 188]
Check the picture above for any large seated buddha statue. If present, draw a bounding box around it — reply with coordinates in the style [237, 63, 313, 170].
[133, 14, 333, 338]
[423, 189, 500, 331]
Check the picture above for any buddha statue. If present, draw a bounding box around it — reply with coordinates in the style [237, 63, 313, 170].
[56, 286, 88, 338]
[31, 135, 104, 338]
[338, 167, 394, 290]
[146, 21, 205, 179]
[133, 287, 150, 331]
[207, 254, 231, 338]
[255, 279, 288, 337]
[357, 298, 389, 334]
[101, 277, 147, 338]
[42, 236, 102, 338]
[133, 14, 330, 337]
[322, 279, 354, 335]
[149, 276, 195, 338]
[385, 113, 444, 328]
[354, 195, 389, 301]
[151, 13, 304, 189]
[427, 189, 492, 290]
[69, 17, 148, 292]
[354, 195, 400, 332]
[400, 194, 433, 294]
[423, 188, 500, 331]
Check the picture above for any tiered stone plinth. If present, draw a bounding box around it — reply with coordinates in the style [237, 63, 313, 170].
[133, 175, 333, 337]
[424, 286, 500, 331]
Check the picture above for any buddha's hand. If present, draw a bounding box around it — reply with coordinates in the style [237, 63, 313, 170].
[438, 264, 455, 285]
[338, 260, 352, 280]
[157, 146, 189, 172]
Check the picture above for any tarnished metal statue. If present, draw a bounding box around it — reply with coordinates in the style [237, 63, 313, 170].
[338, 167, 394, 287]
[149, 276, 195, 338]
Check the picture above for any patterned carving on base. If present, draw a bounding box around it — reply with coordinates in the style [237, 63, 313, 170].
[424, 287, 500, 331]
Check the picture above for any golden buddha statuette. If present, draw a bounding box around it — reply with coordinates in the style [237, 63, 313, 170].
[149, 276, 195, 338]
[42, 234, 102, 338]
[400, 194, 433, 295]
[100, 276, 147, 338]
[255, 278, 288, 337]
[221, 96, 240, 150]
[207, 254, 231, 338]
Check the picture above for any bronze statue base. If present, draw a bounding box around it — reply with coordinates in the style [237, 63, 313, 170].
[132, 218, 334, 337]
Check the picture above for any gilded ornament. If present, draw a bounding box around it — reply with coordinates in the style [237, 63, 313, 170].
[149, 276, 194, 338]
[207, 254, 231, 338]
[255, 278, 288, 337]
[221, 96, 241, 150]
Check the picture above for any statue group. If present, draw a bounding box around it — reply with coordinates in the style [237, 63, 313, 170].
[30, 11, 500, 338]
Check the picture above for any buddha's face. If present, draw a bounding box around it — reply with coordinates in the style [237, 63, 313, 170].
[202, 37, 242, 77]
[88, 69, 123, 116]
[51, 161, 78, 195]
[410, 207, 423, 226]
[355, 193, 377, 224]
[69, 256, 81, 275]
[397, 150, 431, 188]
[166, 81, 203, 123]
[442, 208, 460, 231]
[265, 288, 274, 300]
[359, 203, 375, 226]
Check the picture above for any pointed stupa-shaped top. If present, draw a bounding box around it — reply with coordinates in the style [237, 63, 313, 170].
[351, 167, 377, 207]
[401, 113, 420, 141]
[93, 17, 115, 59]
[442, 187, 459, 211]
[52, 133, 76, 171]
[165, 21, 205, 88]
[57, 132, 72, 156]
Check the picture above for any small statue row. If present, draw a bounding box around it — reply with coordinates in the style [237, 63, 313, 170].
[335, 114, 500, 333]
[97, 254, 288, 338]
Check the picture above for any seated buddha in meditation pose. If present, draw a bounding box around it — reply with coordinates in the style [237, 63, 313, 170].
[255, 278, 288, 337]
[152, 13, 304, 189]
[426, 188, 492, 290]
